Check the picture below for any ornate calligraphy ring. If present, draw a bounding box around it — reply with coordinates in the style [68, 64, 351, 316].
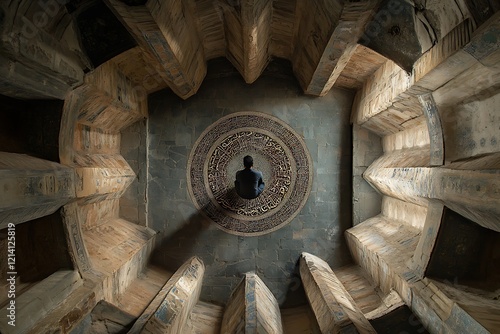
[187, 111, 313, 236]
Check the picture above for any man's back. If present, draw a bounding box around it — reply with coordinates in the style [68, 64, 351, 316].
[235, 168, 265, 199]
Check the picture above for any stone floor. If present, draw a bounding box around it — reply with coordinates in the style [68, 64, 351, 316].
[125, 59, 355, 307]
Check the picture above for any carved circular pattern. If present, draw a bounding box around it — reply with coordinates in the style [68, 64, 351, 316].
[187, 112, 313, 236]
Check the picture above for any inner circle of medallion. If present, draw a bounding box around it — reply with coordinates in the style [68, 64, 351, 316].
[205, 127, 295, 220]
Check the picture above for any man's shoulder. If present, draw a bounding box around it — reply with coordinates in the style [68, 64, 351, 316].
[253, 169, 263, 177]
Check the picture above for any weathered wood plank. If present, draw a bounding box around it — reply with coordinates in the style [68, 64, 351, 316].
[300, 252, 377, 333]
[221, 0, 272, 84]
[73, 154, 136, 200]
[334, 265, 383, 315]
[281, 305, 322, 334]
[241, 0, 272, 84]
[129, 256, 205, 334]
[292, 0, 343, 92]
[381, 196, 428, 231]
[195, 0, 226, 60]
[346, 217, 493, 333]
[305, 0, 383, 96]
[247, 272, 283, 333]
[413, 19, 475, 91]
[184, 301, 223, 334]
[0, 1, 84, 99]
[364, 153, 500, 231]
[105, 0, 206, 99]
[335, 44, 387, 90]
[352, 17, 476, 136]
[110, 46, 170, 95]
[0, 152, 75, 228]
[433, 12, 500, 107]
[0, 270, 84, 334]
[415, 0, 471, 40]
[409, 201, 445, 278]
[146, 0, 207, 97]
[220, 275, 245, 334]
[382, 122, 429, 153]
[27, 280, 99, 334]
[221, 272, 283, 334]
[419, 93, 445, 166]
[61, 202, 92, 273]
[345, 216, 422, 301]
[116, 266, 173, 318]
[270, 0, 296, 59]
[82, 218, 156, 303]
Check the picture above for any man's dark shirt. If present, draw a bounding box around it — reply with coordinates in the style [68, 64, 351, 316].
[235, 168, 265, 199]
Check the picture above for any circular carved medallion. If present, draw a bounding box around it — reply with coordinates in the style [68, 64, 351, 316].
[187, 112, 313, 236]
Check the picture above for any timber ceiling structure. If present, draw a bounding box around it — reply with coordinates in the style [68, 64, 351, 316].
[4, 0, 490, 100]
[1, 0, 500, 333]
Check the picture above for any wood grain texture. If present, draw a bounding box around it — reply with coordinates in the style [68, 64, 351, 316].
[221, 0, 273, 84]
[335, 44, 387, 90]
[221, 276, 246, 333]
[0, 1, 84, 99]
[292, 0, 342, 92]
[0, 152, 75, 228]
[184, 301, 224, 334]
[365, 152, 500, 231]
[195, 0, 226, 60]
[281, 305, 322, 334]
[340, 217, 497, 333]
[300, 252, 377, 334]
[0, 270, 86, 334]
[130, 256, 205, 334]
[116, 265, 173, 318]
[419, 93, 444, 166]
[221, 272, 283, 334]
[270, 0, 296, 59]
[409, 201, 444, 278]
[345, 215, 421, 301]
[0, 0, 83, 99]
[105, 0, 206, 99]
[352, 18, 476, 136]
[332, 265, 383, 315]
[305, 0, 383, 96]
[247, 272, 283, 333]
[83, 218, 156, 302]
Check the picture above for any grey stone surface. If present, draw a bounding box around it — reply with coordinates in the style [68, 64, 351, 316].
[352, 125, 383, 226]
[120, 118, 148, 226]
[146, 60, 354, 307]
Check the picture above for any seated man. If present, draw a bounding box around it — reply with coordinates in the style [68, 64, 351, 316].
[234, 155, 265, 199]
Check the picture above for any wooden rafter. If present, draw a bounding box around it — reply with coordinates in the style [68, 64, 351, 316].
[105, 0, 206, 99]
[304, 0, 383, 96]
[222, 0, 272, 84]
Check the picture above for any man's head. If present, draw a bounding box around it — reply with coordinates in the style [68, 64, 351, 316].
[243, 155, 253, 168]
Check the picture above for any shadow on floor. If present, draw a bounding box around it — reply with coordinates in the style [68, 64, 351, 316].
[148, 206, 212, 272]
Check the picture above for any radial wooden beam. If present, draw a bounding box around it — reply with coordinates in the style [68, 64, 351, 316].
[304, 0, 383, 96]
[0, 1, 84, 99]
[221, 272, 283, 334]
[364, 153, 500, 232]
[222, 0, 273, 84]
[105, 0, 206, 99]
[292, 0, 342, 93]
[352, 19, 475, 136]
[130, 257, 205, 334]
[0, 153, 75, 228]
[270, 0, 297, 59]
[300, 252, 377, 333]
